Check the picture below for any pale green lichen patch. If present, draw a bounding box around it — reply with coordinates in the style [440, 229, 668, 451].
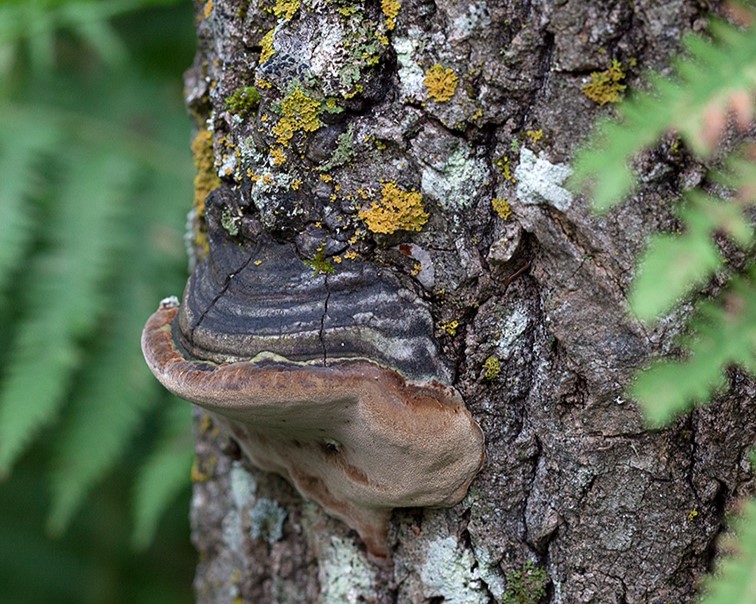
[223, 462, 258, 553]
[318, 536, 378, 602]
[514, 147, 573, 211]
[225, 86, 261, 117]
[392, 37, 425, 99]
[247, 170, 305, 229]
[304, 8, 386, 100]
[221, 208, 241, 236]
[494, 305, 528, 360]
[420, 537, 488, 604]
[448, 1, 491, 41]
[230, 461, 257, 508]
[249, 498, 287, 544]
[319, 125, 354, 172]
[420, 143, 489, 215]
[471, 542, 507, 601]
[503, 561, 549, 604]
[305, 247, 336, 274]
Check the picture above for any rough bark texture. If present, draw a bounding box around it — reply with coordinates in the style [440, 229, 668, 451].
[184, 1, 755, 602]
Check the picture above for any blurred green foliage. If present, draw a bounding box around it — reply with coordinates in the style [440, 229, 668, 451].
[0, 0, 197, 600]
[570, 9, 755, 423]
[571, 5, 755, 603]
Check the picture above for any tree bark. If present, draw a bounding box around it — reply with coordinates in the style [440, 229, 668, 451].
[183, 1, 755, 602]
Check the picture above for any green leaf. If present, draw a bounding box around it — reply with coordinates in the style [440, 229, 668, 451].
[631, 266, 756, 423]
[0, 122, 57, 305]
[0, 0, 181, 73]
[686, 194, 754, 248]
[569, 119, 648, 212]
[47, 306, 158, 535]
[701, 495, 756, 604]
[570, 15, 756, 210]
[629, 231, 721, 322]
[0, 150, 132, 475]
[631, 358, 726, 426]
[73, 18, 129, 67]
[131, 402, 193, 549]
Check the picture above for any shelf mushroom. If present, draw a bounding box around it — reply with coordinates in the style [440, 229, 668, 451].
[141, 229, 485, 559]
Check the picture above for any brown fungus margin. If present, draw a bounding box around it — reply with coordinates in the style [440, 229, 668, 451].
[141, 298, 485, 559]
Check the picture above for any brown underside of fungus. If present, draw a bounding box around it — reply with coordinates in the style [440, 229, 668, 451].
[141, 213, 484, 558]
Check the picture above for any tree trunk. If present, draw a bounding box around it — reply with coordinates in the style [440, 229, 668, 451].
[183, 1, 755, 602]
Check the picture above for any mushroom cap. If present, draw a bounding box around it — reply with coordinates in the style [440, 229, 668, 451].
[142, 302, 485, 558]
[178, 224, 454, 384]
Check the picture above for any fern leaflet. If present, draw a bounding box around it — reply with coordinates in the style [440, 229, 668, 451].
[571, 16, 756, 210]
[701, 491, 756, 604]
[131, 402, 193, 549]
[0, 121, 57, 308]
[47, 305, 158, 534]
[631, 264, 756, 424]
[0, 150, 133, 474]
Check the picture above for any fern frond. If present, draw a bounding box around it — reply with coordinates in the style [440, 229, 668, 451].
[0, 0, 181, 72]
[631, 264, 756, 424]
[629, 226, 722, 322]
[131, 401, 193, 549]
[629, 187, 754, 321]
[0, 122, 58, 307]
[0, 67, 192, 533]
[0, 151, 134, 475]
[718, 143, 756, 209]
[47, 167, 188, 533]
[72, 18, 128, 67]
[47, 304, 158, 535]
[0, 1, 196, 595]
[701, 493, 756, 604]
[571, 13, 756, 210]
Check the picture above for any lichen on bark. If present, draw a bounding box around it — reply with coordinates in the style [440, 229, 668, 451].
[184, 0, 755, 602]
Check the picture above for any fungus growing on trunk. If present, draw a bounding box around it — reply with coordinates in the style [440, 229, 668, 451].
[141, 222, 484, 559]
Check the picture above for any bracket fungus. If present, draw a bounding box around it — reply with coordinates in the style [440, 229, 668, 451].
[141, 224, 485, 559]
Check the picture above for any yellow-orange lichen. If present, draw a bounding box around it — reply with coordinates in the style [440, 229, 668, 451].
[495, 155, 516, 183]
[203, 0, 213, 19]
[492, 198, 512, 220]
[525, 129, 543, 144]
[272, 87, 321, 145]
[582, 59, 626, 105]
[440, 319, 459, 336]
[273, 0, 300, 20]
[483, 356, 501, 381]
[381, 0, 401, 31]
[424, 64, 458, 103]
[191, 128, 221, 257]
[270, 146, 287, 165]
[359, 182, 428, 234]
[259, 29, 276, 64]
